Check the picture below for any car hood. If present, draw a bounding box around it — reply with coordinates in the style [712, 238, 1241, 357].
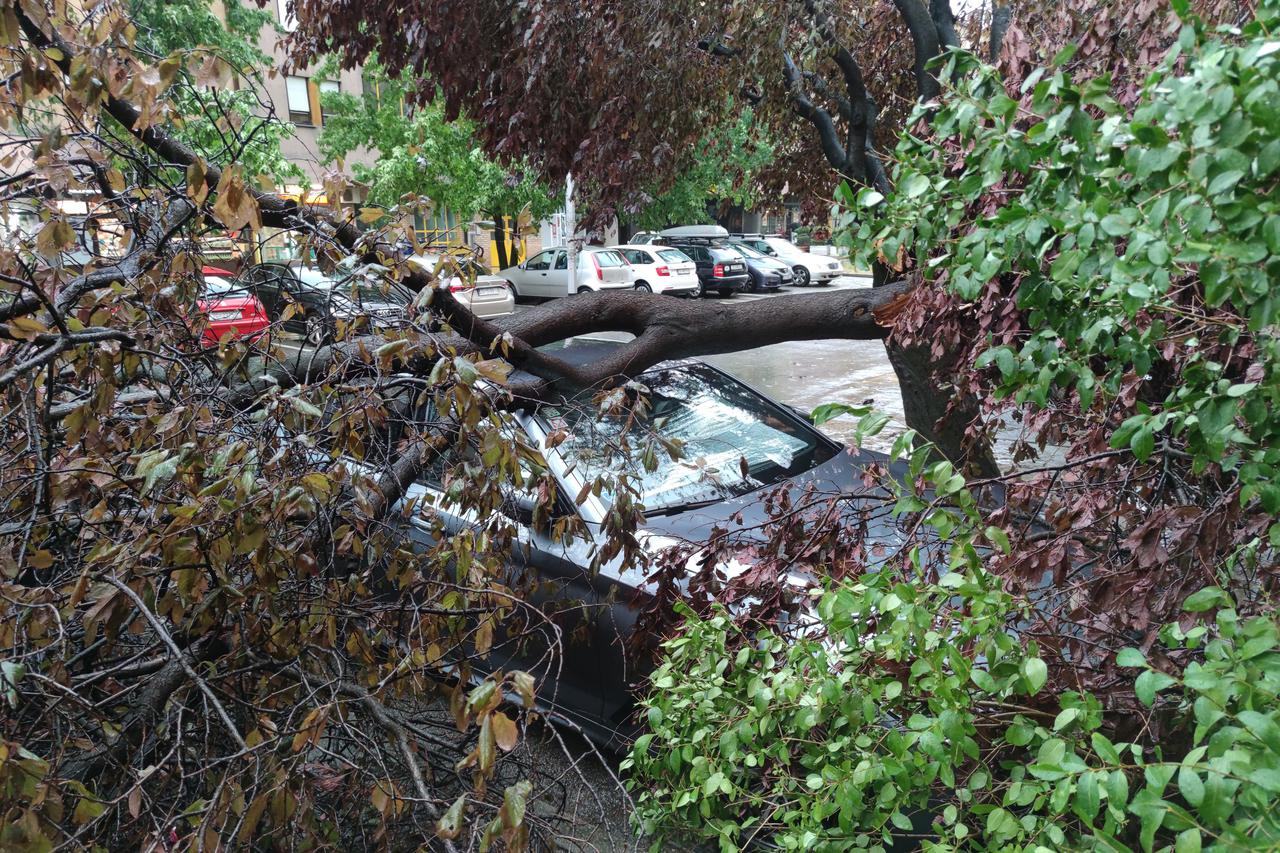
[637, 445, 905, 546]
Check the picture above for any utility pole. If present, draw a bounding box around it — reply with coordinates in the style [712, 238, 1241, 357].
[564, 173, 577, 297]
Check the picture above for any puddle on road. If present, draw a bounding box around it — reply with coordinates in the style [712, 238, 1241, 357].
[702, 339, 904, 453]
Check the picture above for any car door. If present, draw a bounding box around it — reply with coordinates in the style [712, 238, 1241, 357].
[243, 267, 283, 324]
[518, 249, 554, 296]
[275, 269, 317, 335]
[687, 245, 712, 283]
[548, 250, 569, 295]
[400, 419, 608, 726]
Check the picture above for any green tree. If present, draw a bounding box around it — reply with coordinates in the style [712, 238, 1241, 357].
[319, 62, 556, 268]
[629, 107, 773, 231]
[128, 0, 300, 183]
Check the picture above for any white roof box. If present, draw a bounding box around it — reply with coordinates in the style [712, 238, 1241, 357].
[659, 224, 729, 239]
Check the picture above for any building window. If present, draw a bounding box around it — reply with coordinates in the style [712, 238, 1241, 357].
[318, 79, 340, 119]
[276, 0, 296, 31]
[285, 75, 313, 125]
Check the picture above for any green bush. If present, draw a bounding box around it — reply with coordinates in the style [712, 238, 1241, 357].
[625, 574, 1279, 852]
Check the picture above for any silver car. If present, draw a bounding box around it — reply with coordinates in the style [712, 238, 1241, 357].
[408, 253, 515, 318]
[499, 246, 633, 298]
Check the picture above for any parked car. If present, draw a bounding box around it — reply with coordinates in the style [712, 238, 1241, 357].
[650, 225, 750, 297]
[407, 253, 515, 319]
[235, 261, 414, 345]
[198, 265, 270, 346]
[499, 246, 633, 298]
[730, 233, 844, 286]
[722, 242, 793, 291]
[614, 245, 700, 295]
[360, 342, 900, 746]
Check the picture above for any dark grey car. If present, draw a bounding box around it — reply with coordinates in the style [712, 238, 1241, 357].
[237, 261, 415, 345]
[384, 344, 897, 746]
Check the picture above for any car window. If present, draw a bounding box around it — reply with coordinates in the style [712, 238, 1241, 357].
[709, 247, 742, 262]
[593, 250, 626, 268]
[622, 249, 650, 265]
[525, 251, 552, 271]
[730, 242, 768, 260]
[764, 238, 797, 255]
[203, 275, 245, 296]
[296, 270, 413, 306]
[657, 249, 690, 263]
[554, 251, 567, 270]
[541, 364, 833, 514]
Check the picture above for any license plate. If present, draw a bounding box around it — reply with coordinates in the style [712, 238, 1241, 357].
[728, 264, 743, 272]
[477, 286, 505, 297]
[209, 310, 239, 320]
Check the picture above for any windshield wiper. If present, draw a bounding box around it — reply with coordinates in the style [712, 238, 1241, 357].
[644, 495, 729, 517]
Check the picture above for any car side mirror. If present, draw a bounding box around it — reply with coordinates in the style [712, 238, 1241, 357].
[518, 261, 527, 270]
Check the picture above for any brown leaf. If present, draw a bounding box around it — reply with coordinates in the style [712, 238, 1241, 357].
[491, 711, 518, 752]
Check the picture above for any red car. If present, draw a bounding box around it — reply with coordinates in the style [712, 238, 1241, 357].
[198, 266, 270, 346]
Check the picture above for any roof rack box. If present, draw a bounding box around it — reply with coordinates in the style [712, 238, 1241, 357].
[659, 224, 730, 239]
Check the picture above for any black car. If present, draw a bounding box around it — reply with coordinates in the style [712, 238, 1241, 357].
[236, 261, 415, 345]
[366, 343, 900, 746]
[657, 241, 750, 297]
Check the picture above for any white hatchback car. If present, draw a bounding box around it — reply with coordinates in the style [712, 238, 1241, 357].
[407, 253, 515, 318]
[499, 246, 633, 298]
[614, 244, 700, 295]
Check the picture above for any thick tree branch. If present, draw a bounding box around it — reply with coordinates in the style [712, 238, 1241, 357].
[782, 53, 849, 174]
[930, 0, 961, 51]
[990, 4, 1012, 65]
[892, 0, 943, 102]
[802, 70, 853, 122]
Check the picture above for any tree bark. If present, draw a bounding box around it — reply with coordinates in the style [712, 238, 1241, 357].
[490, 209, 510, 270]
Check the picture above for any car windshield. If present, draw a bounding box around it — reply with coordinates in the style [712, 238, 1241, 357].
[295, 268, 413, 306]
[708, 247, 742, 262]
[414, 254, 488, 278]
[730, 242, 769, 260]
[203, 275, 242, 296]
[541, 364, 832, 514]
[657, 249, 690, 263]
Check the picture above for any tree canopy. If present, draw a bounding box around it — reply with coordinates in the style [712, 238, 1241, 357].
[317, 61, 558, 228]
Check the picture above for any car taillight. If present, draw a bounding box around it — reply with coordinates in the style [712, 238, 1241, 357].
[591, 254, 603, 280]
[448, 278, 471, 293]
[713, 263, 724, 277]
[655, 265, 670, 276]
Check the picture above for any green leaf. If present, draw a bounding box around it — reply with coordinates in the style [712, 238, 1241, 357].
[1135, 669, 1176, 706]
[1074, 770, 1101, 823]
[1023, 658, 1048, 694]
[1177, 764, 1205, 808]
[1175, 828, 1202, 853]
[1182, 587, 1229, 612]
[810, 402, 870, 427]
[1116, 647, 1147, 668]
